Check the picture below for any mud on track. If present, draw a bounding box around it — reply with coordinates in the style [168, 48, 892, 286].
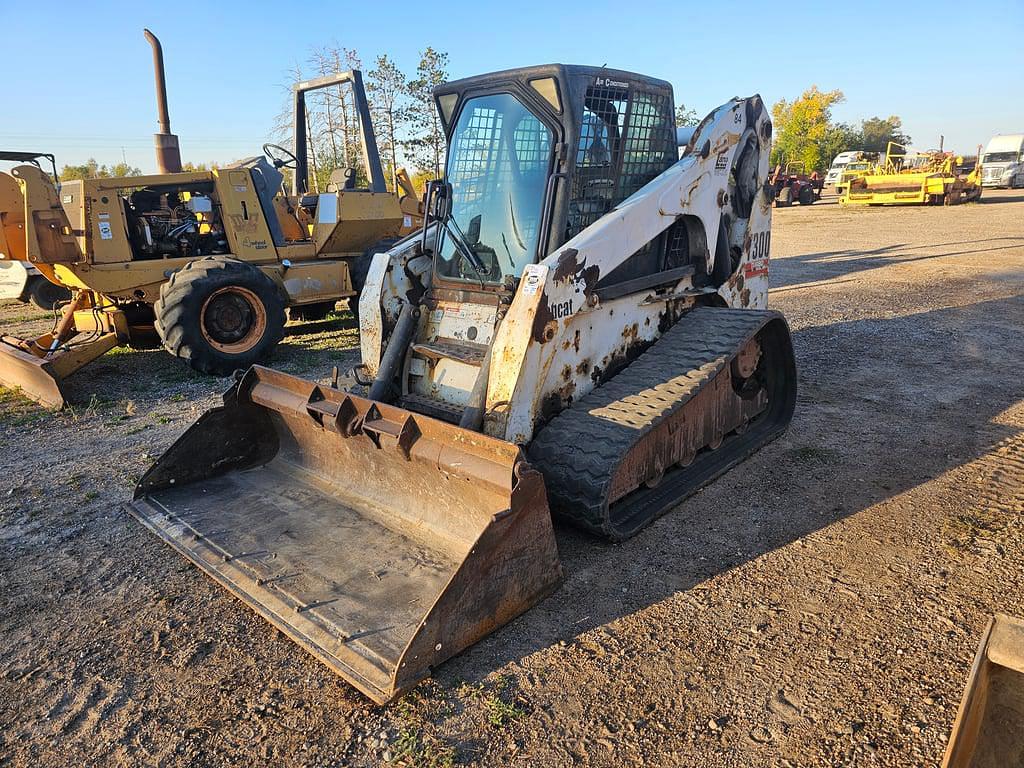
[1, 190, 1022, 767]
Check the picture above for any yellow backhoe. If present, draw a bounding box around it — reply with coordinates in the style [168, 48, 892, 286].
[0, 30, 420, 408]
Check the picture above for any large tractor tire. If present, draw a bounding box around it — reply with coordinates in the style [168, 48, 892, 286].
[155, 257, 286, 376]
[797, 185, 815, 205]
[27, 276, 71, 311]
[774, 187, 792, 208]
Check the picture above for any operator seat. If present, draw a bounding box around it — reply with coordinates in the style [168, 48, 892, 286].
[226, 156, 307, 246]
[326, 167, 358, 192]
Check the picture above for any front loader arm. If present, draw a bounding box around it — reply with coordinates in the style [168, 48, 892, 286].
[485, 96, 775, 445]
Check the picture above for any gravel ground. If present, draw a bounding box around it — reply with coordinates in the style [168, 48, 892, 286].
[1, 190, 1022, 767]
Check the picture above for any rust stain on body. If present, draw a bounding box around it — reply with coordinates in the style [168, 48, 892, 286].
[531, 292, 558, 344]
[553, 249, 580, 283]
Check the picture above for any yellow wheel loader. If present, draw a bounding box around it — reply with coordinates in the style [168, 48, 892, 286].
[0, 30, 421, 408]
[128, 65, 798, 703]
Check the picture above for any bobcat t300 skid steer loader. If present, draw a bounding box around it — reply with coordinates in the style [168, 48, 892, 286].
[128, 65, 797, 703]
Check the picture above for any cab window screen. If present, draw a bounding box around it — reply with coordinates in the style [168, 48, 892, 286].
[437, 93, 553, 284]
[566, 84, 675, 243]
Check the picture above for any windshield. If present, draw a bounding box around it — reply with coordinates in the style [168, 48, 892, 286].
[983, 152, 1019, 164]
[829, 162, 848, 170]
[435, 93, 552, 285]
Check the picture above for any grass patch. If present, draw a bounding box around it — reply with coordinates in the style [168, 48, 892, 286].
[390, 726, 456, 768]
[0, 310, 51, 324]
[483, 676, 525, 729]
[0, 386, 49, 426]
[389, 684, 458, 767]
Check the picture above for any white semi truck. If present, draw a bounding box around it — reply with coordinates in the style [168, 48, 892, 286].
[980, 134, 1024, 188]
[0, 260, 70, 309]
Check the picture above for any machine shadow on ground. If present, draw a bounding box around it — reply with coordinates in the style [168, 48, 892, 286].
[772, 237, 1024, 291]
[441, 293, 1024, 685]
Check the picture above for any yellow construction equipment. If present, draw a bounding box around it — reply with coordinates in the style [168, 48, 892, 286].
[129, 65, 797, 703]
[833, 152, 877, 197]
[840, 141, 982, 206]
[943, 614, 1024, 767]
[0, 30, 421, 408]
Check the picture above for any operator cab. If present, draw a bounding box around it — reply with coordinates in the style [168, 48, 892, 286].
[225, 153, 310, 246]
[428, 64, 698, 297]
[394, 66, 707, 421]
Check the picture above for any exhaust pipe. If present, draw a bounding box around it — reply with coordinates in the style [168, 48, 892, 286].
[143, 29, 182, 174]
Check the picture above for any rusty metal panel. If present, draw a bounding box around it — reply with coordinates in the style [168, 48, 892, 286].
[0, 331, 118, 408]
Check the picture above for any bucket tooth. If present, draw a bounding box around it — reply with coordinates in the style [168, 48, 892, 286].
[128, 365, 562, 703]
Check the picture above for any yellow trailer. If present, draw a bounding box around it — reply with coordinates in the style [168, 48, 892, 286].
[841, 142, 982, 206]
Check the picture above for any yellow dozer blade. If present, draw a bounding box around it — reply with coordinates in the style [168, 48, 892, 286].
[127, 366, 562, 703]
[943, 613, 1024, 767]
[0, 289, 119, 408]
[0, 331, 118, 408]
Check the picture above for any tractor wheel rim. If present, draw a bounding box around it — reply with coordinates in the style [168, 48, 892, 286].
[200, 286, 267, 354]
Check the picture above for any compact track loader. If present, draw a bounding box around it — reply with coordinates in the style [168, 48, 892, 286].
[0, 31, 420, 408]
[129, 65, 797, 703]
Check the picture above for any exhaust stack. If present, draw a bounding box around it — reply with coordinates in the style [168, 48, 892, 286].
[143, 29, 182, 174]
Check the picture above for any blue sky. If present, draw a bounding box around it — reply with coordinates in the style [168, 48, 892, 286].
[3, 0, 1021, 173]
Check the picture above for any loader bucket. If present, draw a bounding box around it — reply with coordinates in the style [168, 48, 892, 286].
[0, 332, 118, 409]
[943, 614, 1024, 767]
[127, 366, 562, 703]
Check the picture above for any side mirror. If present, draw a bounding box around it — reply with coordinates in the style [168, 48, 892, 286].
[430, 180, 453, 219]
[420, 179, 451, 256]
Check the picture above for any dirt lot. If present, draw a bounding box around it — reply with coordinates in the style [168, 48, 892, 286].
[1, 191, 1022, 767]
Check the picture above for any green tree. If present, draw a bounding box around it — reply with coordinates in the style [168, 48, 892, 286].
[675, 103, 699, 128]
[770, 86, 846, 173]
[820, 122, 860, 169]
[60, 158, 140, 181]
[857, 116, 911, 152]
[367, 54, 409, 191]
[405, 47, 449, 179]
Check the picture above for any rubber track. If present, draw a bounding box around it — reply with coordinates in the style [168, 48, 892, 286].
[528, 307, 789, 540]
